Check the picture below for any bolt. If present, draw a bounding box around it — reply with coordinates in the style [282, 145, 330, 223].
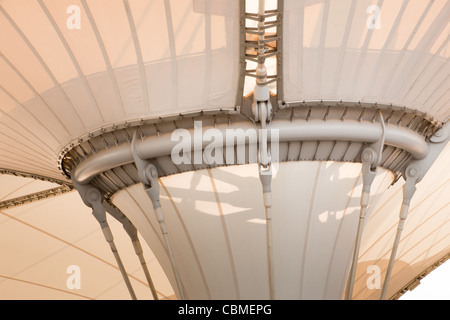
[362, 149, 374, 163]
[146, 165, 158, 180]
[407, 168, 417, 177]
[88, 189, 100, 202]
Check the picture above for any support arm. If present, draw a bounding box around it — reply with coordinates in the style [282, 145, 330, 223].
[346, 110, 385, 300]
[380, 166, 418, 300]
[131, 131, 186, 300]
[72, 180, 137, 300]
[380, 122, 449, 299]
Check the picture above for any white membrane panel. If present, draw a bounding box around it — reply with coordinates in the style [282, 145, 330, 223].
[282, 0, 450, 122]
[112, 161, 398, 299]
[0, 0, 240, 179]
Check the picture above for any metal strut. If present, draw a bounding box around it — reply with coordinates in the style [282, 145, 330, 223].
[380, 165, 418, 300]
[131, 131, 186, 300]
[72, 180, 137, 300]
[239, 0, 282, 109]
[104, 201, 159, 300]
[252, 0, 275, 300]
[258, 101, 275, 300]
[379, 122, 449, 299]
[345, 110, 385, 300]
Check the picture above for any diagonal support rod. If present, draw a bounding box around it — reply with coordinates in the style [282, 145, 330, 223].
[380, 166, 418, 300]
[72, 180, 137, 300]
[104, 201, 159, 300]
[380, 122, 449, 299]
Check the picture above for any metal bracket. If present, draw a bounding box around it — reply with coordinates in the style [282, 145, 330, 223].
[360, 110, 385, 207]
[131, 131, 163, 209]
[256, 101, 273, 169]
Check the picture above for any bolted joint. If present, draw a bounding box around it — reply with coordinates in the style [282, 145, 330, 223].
[71, 170, 137, 300]
[131, 130, 162, 208]
[404, 164, 420, 183]
[143, 164, 161, 209]
[360, 148, 378, 207]
[72, 174, 107, 225]
[259, 101, 273, 124]
[256, 101, 273, 169]
[259, 162, 272, 193]
[258, 147, 272, 170]
[401, 164, 419, 208]
[361, 148, 378, 171]
[131, 130, 154, 187]
[86, 187, 102, 206]
[359, 110, 385, 207]
[144, 164, 159, 183]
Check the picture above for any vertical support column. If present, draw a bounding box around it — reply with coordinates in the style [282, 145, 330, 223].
[251, 0, 277, 300]
[345, 111, 385, 300]
[72, 180, 137, 300]
[257, 101, 275, 300]
[253, 0, 275, 297]
[131, 132, 186, 300]
[259, 159, 275, 300]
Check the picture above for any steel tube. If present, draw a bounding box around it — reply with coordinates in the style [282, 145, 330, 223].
[73, 120, 428, 184]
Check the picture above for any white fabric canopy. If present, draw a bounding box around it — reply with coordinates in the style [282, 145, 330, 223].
[0, 0, 448, 300]
[0, 0, 240, 179]
[0, 174, 174, 300]
[112, 154, 449, 299]
[282, 0, 449, 122]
